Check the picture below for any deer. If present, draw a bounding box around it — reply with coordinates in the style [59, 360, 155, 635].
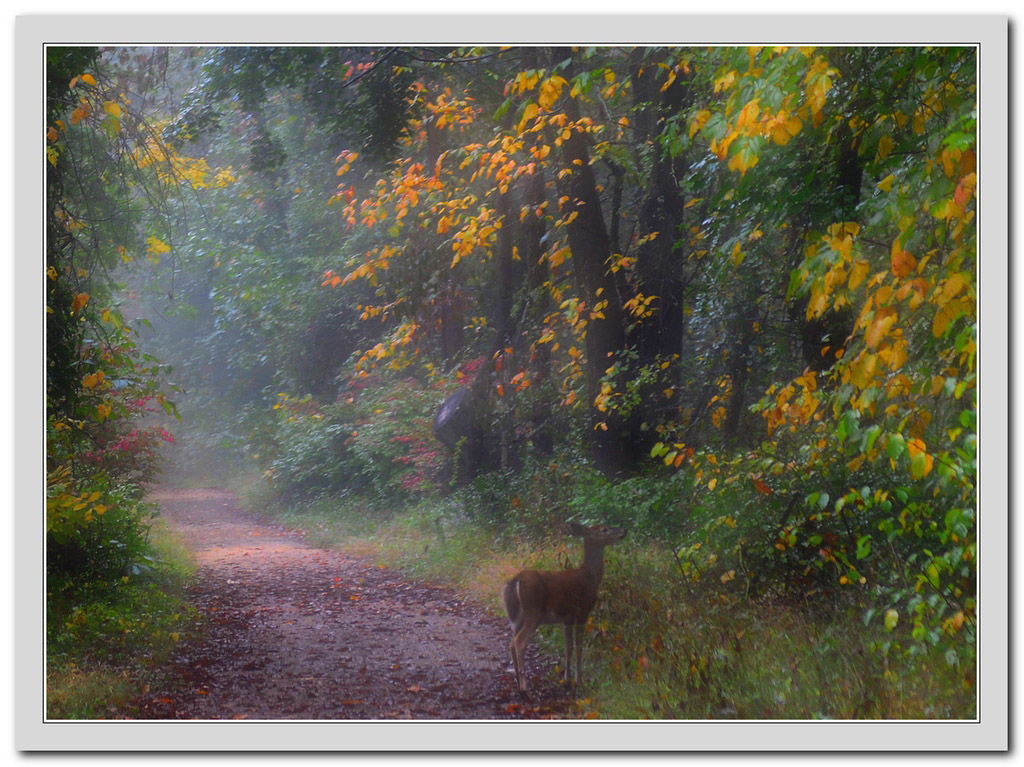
[502, 522, 627, 695]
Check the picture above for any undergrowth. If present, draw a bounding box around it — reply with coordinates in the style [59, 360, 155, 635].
[46, 517, 199, 719]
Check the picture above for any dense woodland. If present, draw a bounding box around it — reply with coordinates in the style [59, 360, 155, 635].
[46, 45, 977, 718]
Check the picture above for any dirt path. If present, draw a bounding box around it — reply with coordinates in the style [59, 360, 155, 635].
[131, 488, 571, 720]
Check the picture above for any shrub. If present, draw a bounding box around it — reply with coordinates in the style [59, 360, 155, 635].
[264, 376, 446, 505]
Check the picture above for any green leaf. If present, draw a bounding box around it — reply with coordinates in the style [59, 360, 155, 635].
[910, 450, 930, 480]
[493, 96, 512, 121]
[886, 433, 906, 461]
[837, 410, 859, 443]
[861, 424, 882, 454]
[785, 267, 806, 300]
[856, 535, 871, 560]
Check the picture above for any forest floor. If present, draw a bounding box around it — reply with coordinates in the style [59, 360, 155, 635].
[125, 488, 572, 720]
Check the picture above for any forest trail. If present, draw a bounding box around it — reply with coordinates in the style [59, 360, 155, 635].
[131, 488, 571, 720]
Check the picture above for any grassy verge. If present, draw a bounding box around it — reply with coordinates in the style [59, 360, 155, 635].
[250, 487, 976, 720]
[46, 516, 200, 719]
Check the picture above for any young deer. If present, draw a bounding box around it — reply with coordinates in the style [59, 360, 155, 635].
[502, 522, 627, 694]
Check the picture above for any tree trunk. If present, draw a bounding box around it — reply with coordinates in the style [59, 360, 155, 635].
[630, 52, 692, 365]
[550, 48, 635, 476]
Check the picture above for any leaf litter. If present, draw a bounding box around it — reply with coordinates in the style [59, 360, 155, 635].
[125, 488, 572, 720]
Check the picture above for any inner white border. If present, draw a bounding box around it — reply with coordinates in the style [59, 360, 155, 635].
[14, 14, 1008, 752]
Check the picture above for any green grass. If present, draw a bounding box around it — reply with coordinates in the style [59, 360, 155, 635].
[46, 516, 200, 719]
[252, 487, 977, 721]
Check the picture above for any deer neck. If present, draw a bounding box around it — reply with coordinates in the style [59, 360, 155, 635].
[579, 542, 607, 584]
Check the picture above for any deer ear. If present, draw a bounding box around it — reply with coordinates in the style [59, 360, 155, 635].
[567, 522, 586, 537]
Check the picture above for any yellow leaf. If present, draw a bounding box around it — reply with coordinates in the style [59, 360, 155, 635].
[538, 76, 567, 111]
[848, 351, 878, 390]
[907, 437, 926, 460]
[848, 259, 869, 290]
[708, 478, 718, 491]
[876, 135, 894, 161]
[807, 290, 829, 319]
[730, 241, 745, 267]
[80, 73, 97, 86]
[714, 70, 737, 93]
[103, 101, 122, 119]
[82, 371, 104, 389]
[932, 297, 965, 338]
[866, 308, 898, 349]
[689, 109, 711, 139]
[941, 273, 967, 304]
[146, 236, 171, 257]
[877, 174, 895, 193]
[517, 102, 539, 133]
[885, 339, 908, 371]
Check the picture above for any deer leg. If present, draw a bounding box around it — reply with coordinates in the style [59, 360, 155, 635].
[562, 623, 574, 686]
[511, 617, 540, 694]
[509, 635, 523, 693]
[573, 621, 585, 688]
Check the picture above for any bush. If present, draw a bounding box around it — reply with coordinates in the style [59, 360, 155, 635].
[567, 467, 694, 538]
[264, 376, 446, 505]
[47, 378, 172, 588]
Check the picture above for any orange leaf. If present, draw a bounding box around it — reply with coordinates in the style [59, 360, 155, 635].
[890, 247, 916, 279]
[71, 292, 90, 314]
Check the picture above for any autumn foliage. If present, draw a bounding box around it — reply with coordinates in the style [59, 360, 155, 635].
[312, 46, 976, 660]
[46, 44, 978, 692]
